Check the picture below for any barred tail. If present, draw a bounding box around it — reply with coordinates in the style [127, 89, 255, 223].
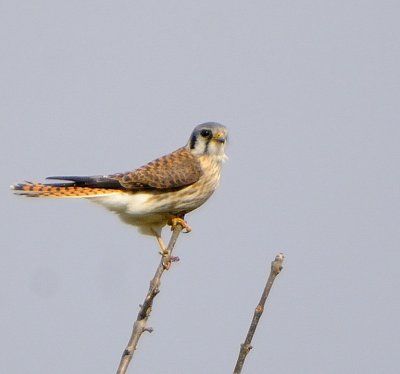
[11, 182, 123, 198]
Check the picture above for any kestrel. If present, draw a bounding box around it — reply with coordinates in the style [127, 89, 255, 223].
[11, 122, 228, 251]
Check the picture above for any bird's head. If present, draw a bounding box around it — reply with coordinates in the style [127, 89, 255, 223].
[187, 122, 228, 158]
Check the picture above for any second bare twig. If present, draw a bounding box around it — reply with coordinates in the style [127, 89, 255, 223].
[233, 253, 285, 374]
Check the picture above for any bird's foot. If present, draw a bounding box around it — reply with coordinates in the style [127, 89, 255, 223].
[161, 249, 171, 270]
[161, 252, 180, 270]
[168, 217, 192, 233]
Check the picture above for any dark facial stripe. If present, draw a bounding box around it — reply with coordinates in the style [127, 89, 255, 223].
[190, 134, 197, 149]
[204, 138, 211, 154]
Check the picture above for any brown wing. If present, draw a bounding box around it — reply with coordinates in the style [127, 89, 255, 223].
[113, 147, 203, 190]
[12, 147, 202, 195]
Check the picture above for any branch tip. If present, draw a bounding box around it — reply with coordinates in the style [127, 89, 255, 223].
[170, 256, 180, 263]
[271, 253, 284, 274]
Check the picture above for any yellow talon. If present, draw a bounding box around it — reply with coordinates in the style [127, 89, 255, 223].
[168, 217, 192, 233]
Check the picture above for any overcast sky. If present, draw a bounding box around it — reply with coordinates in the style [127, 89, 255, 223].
[1, 1, 399, 373]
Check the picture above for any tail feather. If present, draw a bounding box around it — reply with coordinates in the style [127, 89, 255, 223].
[46, 175, 122, 189]
[11, 181, 123, 198]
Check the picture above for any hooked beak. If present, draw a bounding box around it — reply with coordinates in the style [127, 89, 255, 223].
[213, 132, 226, 144]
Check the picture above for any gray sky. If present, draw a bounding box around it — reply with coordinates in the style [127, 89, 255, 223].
[1, 1, 399, 373]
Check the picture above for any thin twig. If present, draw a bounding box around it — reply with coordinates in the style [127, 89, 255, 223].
[233, 253, 285, 374]
[116, 225, 183, 374]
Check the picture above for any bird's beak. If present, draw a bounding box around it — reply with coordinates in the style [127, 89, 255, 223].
[213, 132, 226, 144]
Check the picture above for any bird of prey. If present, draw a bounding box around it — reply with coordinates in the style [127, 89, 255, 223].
[11, 122, 228, 252]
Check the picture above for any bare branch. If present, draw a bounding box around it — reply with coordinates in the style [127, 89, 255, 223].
[233, 253, 285, 374]
[116, 225, 183, 374]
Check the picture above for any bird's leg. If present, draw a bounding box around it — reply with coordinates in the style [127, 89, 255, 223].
[152, 228, 168, 254]
[155, 235, 168, 254]
[168, 215, 192, 233]
[151, 229, 172, 270]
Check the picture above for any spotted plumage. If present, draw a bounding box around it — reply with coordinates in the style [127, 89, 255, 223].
[115, 147, 203, 190]
[11, 122, 228, 239]
[10, 183, 123, 197]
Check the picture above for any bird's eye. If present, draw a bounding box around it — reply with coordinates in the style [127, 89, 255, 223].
[200, 129, 212, 138]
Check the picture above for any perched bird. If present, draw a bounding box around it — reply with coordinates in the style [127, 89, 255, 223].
[11, 122, 228, 251]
